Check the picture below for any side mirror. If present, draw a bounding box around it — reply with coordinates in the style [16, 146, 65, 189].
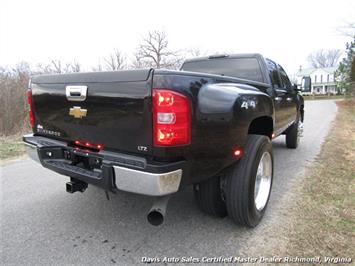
[302, 76, 312, 92]
[293, 84, 301, 92]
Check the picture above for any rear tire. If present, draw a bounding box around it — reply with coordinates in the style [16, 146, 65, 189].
[194, 175, 227, 217]
[286, 112, 302, 149]
[226, 134, 273, 227]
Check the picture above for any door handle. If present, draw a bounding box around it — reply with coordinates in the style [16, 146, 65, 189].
[66, 85, 88, 101]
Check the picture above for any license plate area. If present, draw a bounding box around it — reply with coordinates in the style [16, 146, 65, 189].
[64, 149, 103, 171]
[39, 147, 103, 172]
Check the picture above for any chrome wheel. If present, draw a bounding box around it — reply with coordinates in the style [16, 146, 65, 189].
[254, 152, 272, 211]
[298, 121, 304, 138]
[296, 121, 303, 145]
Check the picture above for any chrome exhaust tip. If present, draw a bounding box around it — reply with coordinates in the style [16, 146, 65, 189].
[147, 196, 170, 226]
[147, 210, 165, 226]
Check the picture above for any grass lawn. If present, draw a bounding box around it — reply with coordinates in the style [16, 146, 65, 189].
[285, 100, 355, 258]
[303, 94, 345, 101]
[0, 135, 25, 162]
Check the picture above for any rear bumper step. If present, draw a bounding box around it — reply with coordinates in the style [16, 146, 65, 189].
[23, 134, 184, 196]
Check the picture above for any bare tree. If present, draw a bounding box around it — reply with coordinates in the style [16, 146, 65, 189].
[307, 49, 342, 68]
[0, 62, 32, 135]
[91, 65, 102, 72]
[131, 54, 151, 69]
[36, 60, 81, 74]
[180, 48, 214, 66]
[185, 48, 216, 58]
[337, 22, 355, 37]
[65, 60, 81, 73]
[50, 59, 63, 73]
[186, 48, 204, 58]
[91, 59, 103, 72]
[104, 49, 126, 71]
[0, 59, 84, 136]
[134, 30, 180, 69]
[35, 63, 51, 74]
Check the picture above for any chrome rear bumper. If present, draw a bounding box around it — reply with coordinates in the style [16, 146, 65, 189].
[24, 142, 41, 163]
[113, 166, 182, 196]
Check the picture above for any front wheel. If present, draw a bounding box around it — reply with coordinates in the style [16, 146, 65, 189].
[226, 134, 273, 227]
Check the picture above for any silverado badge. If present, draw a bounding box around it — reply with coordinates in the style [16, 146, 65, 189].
[69, 106, 87, 119]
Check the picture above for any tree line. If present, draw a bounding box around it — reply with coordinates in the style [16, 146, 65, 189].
[0, 30, 209, 136]
[1, 27, 354, 137]
[307, 22, 355, 98]
[335, 36, 355, 98]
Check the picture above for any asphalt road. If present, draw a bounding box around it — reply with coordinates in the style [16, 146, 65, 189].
[1, 100, 337, 265]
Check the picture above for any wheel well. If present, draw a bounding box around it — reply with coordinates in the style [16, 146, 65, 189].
[248, 116, 273, 139]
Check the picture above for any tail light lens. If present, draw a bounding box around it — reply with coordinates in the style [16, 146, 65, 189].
[74, 140, 103, 151]
[27, 88, 35, 127]
[152, 89, 191, 146]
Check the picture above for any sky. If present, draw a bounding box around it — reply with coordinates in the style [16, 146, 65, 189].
[1, 0, 354, 76]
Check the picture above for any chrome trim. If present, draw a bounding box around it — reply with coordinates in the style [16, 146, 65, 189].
[28, 78, 32, 89]
[66, 85, 87, 101]
[24, 142, 40, 164]
[113, 166, 182, 196]
[275, 89, 287, 93]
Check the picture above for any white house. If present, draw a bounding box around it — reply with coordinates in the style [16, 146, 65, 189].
[294, 66, 338, 94]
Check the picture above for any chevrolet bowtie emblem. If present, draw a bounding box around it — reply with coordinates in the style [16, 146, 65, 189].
[69, 106, 87, 119]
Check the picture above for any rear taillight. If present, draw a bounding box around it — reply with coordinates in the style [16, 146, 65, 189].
[152, 89, 191, 146]
[27, 88, 35, 127]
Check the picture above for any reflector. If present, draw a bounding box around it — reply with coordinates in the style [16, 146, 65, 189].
[233, 148, 243, 158]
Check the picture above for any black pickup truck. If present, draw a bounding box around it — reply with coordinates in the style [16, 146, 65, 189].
[23, 53, 304, 227]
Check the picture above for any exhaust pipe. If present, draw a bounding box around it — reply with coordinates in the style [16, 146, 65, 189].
[66, 180, 88, 193]
[147, 196, 171, 226]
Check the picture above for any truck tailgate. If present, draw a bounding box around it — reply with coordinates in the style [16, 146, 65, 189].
[30, 69, 153, 155]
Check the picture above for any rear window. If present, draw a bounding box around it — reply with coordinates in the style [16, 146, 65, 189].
[181, 57, 263, 82]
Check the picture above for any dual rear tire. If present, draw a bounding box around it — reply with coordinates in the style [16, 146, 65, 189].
[194, 134, 273, 227]
[285, 113, 302, 149]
